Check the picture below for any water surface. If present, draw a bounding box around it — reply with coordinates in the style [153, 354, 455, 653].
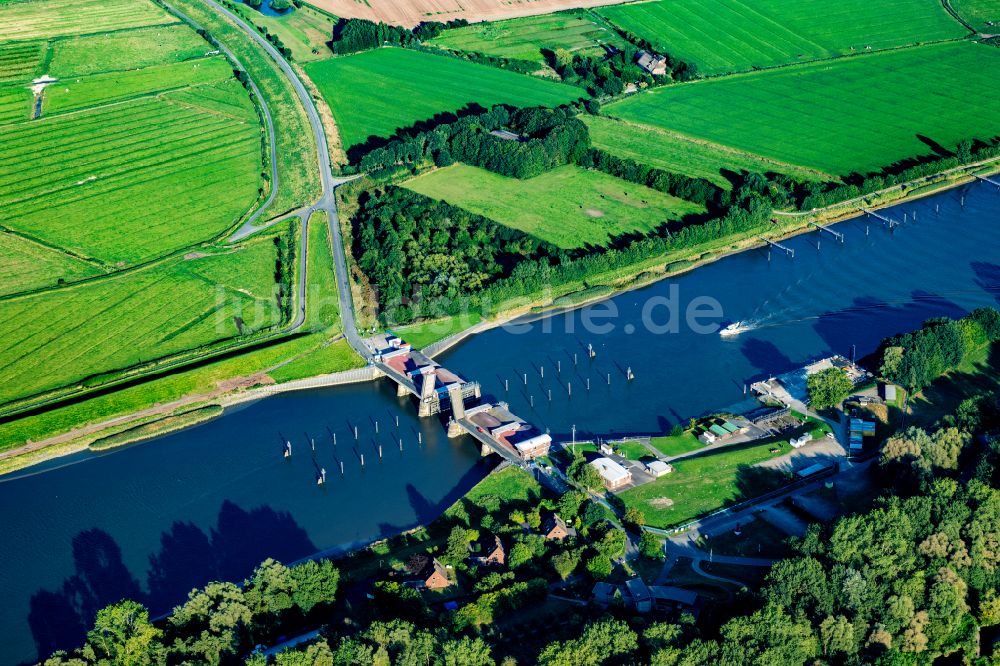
[2, 182, 999, 664]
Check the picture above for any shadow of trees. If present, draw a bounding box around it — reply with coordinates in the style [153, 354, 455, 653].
[27, 501, 315, 660]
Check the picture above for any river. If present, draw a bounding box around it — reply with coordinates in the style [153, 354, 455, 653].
[2, 181, 999, 664]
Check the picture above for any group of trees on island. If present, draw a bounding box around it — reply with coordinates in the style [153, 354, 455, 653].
[353, 186, 563, 320]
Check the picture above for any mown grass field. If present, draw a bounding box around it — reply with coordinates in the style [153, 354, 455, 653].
[0, 0, 178, 41]
[43, 56, 235, 113]
[605, 42, 1000, 176]
[0, 0, 283, 413]
[0, 232, 285, 406]
[47, 23, 210, 76]
[597, 0, 966, 75]
[951, 0, 1000, 27]
[0, 232, 100, 296]
[0, 41, 44, 81]
[2, 86, 261, 266]
[0, 85, 29, 123]
[305, 47, 583, 149]
[405, 163, 704, 249]
[429, 11, 625, 63]
[621, 438, 792, 528]
[583, 115, 832, 189]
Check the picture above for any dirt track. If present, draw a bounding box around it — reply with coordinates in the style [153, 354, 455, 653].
[309, 0, 633, 28]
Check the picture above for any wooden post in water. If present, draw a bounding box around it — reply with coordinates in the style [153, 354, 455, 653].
[574, 353, 578, 365]
[340, 461, 344, 475]
[311, 438, 315, 452]
[607, 373, 611, 385]
[361, 454, 365, 468]
[333, 433, 337, 447]
[587, 378, 591, 391]
[399, 438, 403, 452]
[375, 420, 379, 434]
[627, 367, 634, 381]
[378, 445, 382, 460]
[568, 382, 572, 397]
[558, 360, 561, 374]
[505, 379, 509, 392]
[548, 389, 552, 402]
[530, 395, 534, 408]
[418, 432, 423, 445]
[540, 366, 544, 379]
[523, 373, 527, 385]
[395, 415, 399, 428]
[354, 426, 358, 440]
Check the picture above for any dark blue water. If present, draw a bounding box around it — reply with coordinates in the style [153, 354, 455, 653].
[243, 0, 291, 17]
[1, 181, 999, 664]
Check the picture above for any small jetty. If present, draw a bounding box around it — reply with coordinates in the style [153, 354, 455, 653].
[860, 207, 900, 228]
[973, 173, 1000, 188]
[761, 237, 795, 258]
[809, 221, 844, 242]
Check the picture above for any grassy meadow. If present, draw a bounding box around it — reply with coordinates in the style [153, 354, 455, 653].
[2, 88, 261, 266]
[43, 56, 235, 113]
[0, 0, 177, 41]
[621, 438, 793, 528]
[951, 0, 1000, 27]
[605, 42, 1000, 176]
[305, 47, 583, 149]
[583, 115, 833, 188]
[597, 0, 966, 75]
[47, 23, 210, 76]
[0, 231, 286, 406]
[429, 12, 625, 63]
[170, 0, 320, 215]
[404, 163, 704, 249]
[0, 232, 100, 296]
[0, 40, 44, 81]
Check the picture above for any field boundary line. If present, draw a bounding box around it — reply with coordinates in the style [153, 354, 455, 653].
[0, 225, 108, 272]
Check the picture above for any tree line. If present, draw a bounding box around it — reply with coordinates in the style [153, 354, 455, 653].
[329, 17, 467, 55]
[801, 138, 1000, 210]
[877, 307, 1000, 393]
[43, 558, 339, 665]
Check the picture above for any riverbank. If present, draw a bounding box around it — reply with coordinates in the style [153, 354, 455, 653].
[1, 160, 996, 478]
[401, 158, 1000, 354]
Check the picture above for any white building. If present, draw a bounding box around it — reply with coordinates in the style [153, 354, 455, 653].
[590, 457, 632, 490]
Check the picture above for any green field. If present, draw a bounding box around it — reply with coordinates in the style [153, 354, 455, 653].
[951, 0, 1000, 27]
[621, 438, 793, 527]
[405, 163, 704, 249]
[0, 0, 178, 41]
[47, 23, 210, 77]
[305, 47, 583, 149]
[0, 232, 286, 405]
[2, 87, 261, 266]
[597, 0, 967, 75]
[0, 232, 100, 296]
[429, 11, 625, 63]
[605, 42, 1000, 176]
[43, 56, 235, 114]
[583, 115, 833, 188]
[0, 85, 29, 123]
[0, 0, 276, 412]
[0, 40, 44, 81]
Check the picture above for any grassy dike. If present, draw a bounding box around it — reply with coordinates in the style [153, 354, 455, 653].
[0, 212, 363, 474]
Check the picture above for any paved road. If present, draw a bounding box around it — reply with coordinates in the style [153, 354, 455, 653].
[202, 0, 370, 359]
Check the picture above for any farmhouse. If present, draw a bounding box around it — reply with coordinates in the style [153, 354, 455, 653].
[407, 556, 452, 590]
[590, 457, 632, 490]
[543, 513, 577, 541]
[469, 533, 505, 566]
[635, 50, 668, 76]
